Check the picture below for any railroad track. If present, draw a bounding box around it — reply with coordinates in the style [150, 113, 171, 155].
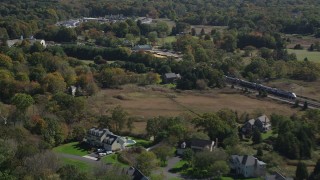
[296, 96, 320, 108]
[226, 84, 320, 109]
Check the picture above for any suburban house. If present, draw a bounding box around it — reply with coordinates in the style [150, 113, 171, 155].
[102, 134, 126, 151]
[7, 37, 46, 48]
[162, 73, 181, 84]
[177, 139, 215, 155]
[84, 127, 126, 151]
[230, 155, 266, 178]
[132, 45, 153, 51]
[126, 167, 149, 180]
[241, 115, 271, 135]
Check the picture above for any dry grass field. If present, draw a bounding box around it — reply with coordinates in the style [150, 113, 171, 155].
[87, 85, 299, 134]
[265, 79, 320, 100]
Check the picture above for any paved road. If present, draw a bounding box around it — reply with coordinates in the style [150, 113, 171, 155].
[153, 156, 182, 179]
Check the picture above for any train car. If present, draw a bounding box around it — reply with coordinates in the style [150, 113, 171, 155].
[224, 76, 296, 100]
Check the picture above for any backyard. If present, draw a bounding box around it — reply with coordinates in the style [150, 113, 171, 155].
[53, 142, 91, 156]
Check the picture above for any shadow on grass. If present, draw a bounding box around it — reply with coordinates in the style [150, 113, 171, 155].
[73, 142, 92, 152]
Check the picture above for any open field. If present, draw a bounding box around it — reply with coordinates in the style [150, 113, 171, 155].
[285, 34, 320, 49]
[265, 78, 320, 100]
[287, 49, 320, 62]
[87, 85, 299, 134]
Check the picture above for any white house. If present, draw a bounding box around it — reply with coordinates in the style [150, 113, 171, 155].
[7, 38, 46, 48]
[230, 155, 266, 178]
[102, 134, 126, 151]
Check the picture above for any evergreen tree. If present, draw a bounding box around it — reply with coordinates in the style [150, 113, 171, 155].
[309, 44, 314, 51]
[200, 28, 205, 36]
[303, 101, 308, 110]
[256, 148, 263, 157]
[191, 28, 196, 36]
[252, 127, 262, 144]
[296, 162, 308, 180]
[309, 159, 320, 180]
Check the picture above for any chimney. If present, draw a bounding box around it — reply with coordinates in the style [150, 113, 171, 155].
[181, 142, 186, 149]
[254, 158, 258, 168]
[215, 138, 218, 148]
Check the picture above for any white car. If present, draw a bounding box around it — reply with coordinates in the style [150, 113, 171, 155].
[97, 149, 104, 153]
[106, 151, 113, 155]
[98, 153, 106, 156]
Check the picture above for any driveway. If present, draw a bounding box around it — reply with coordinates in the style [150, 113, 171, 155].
[57, 153, 102, 165]
[153, 156, 182, 179]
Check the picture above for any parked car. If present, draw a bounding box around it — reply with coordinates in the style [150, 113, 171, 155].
[106, 151, 113, 155]
[97, 148, 104, 153]
[98, 153, 107, 156]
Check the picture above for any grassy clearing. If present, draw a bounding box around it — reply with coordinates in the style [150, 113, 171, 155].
[53, 142, 90, 156]
[169, 160, 188, 174]
[127, 136, 153, 148]
[102, 154, 129, 167]
[61, 158, 92, 171]
[88, 85, 298, 134]
[173, 160, 187, 169]
[221, 177, 234, 180]
[262, 130, 275, 140]
[157, 36, 177, 45]
[287, 49, 320, 62]
[168, 178, 183, 180]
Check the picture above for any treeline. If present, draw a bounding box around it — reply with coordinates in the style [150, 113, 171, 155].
[62, 45, 131, 61]
[2, 0, 320, 40]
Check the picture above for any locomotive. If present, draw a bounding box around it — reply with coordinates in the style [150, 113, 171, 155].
[225, 76, 296, 99]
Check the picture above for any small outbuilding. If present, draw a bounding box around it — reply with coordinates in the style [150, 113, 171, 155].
[162, 73, 181, 84]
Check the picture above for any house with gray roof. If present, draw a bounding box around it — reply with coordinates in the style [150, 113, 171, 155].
[126, 167, 149, 180]
[177, 139, 215, 155]
[241, 115, 271, 136]
[85, 128, 111, 147]
[265, 172, 293, 180]
[85, 127, 126, 151]
[132, 45, 153, 51]
[162, 73, 181, 84]
[102, 134, 126, 151]
[230, 155, 266, 178]
[7, 38, 46, 48]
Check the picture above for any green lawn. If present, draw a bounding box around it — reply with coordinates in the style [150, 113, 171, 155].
[222, 177, 262, 180]
[173, 160, 187, 169]
[61, 158, 93, 172]
[126, 136, 153, 148]
[169, 160, 188, 173]
[53, 142, 90, 156]
[102, 154, 129, 167]
[262, 130, 276, 140]
[157, 36, 177, 45]
[287, 49, 320, 62]
[221, 177, 234, 180]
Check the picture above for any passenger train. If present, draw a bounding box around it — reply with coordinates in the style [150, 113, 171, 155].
[225, 76, 297, 99]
